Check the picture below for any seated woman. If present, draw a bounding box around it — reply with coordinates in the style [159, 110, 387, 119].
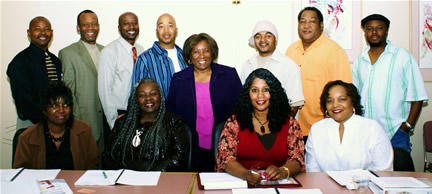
[305, 80, 393, 172]
[216, 68, 305, 185]
[13, 81, 98, 169]
[103, 78, 189, 171]
[166, 33, 242, 172]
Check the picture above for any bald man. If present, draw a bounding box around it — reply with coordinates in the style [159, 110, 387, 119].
[7, 16, 62, 130]
[98, 12, 144, 129]
[131, 13, 188, 99]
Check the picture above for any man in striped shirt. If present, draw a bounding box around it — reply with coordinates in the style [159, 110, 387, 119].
[352, 14, 428, 157]
[131, 13, 188, 98]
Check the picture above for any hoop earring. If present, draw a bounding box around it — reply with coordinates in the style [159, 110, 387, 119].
[325, 110, 330, 117]
[353, 107, 355, 114]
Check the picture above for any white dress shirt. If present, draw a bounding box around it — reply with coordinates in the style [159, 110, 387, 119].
[305, 114, 393, 172]
[241, 49, 305, 106]
[98, 37, 144, 128]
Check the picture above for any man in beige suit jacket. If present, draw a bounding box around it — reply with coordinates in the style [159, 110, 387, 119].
[59, 10, 104, 153]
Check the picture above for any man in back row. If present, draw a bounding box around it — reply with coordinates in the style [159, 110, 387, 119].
[286, 7, 352, 142]
[59, 10, 104, 152]
[352, 14, 428, 170]
[241, 20, 304, 116]
[7, 16, 62, 130]
[131, 13, 187, 99]
[98, 12, 144, 129]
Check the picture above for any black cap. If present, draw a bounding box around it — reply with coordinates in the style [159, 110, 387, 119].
[361, 14, 390, 28]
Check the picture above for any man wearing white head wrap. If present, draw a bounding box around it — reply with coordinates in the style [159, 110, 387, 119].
[241, 20, 304, 116]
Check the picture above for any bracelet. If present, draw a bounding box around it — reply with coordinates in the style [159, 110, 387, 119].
[404, 121, 414, 132]
[280, 166, 290, 179]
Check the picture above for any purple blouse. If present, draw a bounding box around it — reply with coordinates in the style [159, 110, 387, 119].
[195, 81, 214, 149]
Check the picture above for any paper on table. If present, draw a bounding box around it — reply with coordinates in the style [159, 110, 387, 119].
[1, 181, 40, 194]
[116, 170, 161, 186]
[0, 168, 23, 182]
[200, 172, 247, 190]
[75, 170, 123, 186]
[13, 169, 61, 182]
[232, 188, 323, 194]
[373, 177, 430, 188]
[326, 169, 377, 186]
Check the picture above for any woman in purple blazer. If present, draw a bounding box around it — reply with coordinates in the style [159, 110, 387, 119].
[166, 33, 242, 172]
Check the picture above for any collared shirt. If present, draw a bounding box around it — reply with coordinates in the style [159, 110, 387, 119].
[7, 43, 62, 124]
[131, 41, 188, 99]
[352, 40, 428, 139]
[98, 37, 144, 128]
[286, 34, 352, 136]
[306, 115, 393, 172]
[241, 49, 305, 107]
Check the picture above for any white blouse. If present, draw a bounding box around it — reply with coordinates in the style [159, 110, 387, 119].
[305, 114, 393, 172]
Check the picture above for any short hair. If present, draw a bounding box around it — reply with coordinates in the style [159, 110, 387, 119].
[298, 6, 323, 24]
[319, 80, 363, 117]
[40, 81, 74, 128]
[233, 68, 291, 133]
[182, 33, 219, 65]
[77, 9, 95, 25]
[28, 16, 50, 29]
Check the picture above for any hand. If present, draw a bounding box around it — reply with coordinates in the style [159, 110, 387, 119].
[242, 170, 262, 185]
[116, 113, 125, 119]
[263, 165, 285, 181]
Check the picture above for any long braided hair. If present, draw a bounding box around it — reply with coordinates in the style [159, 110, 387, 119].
[110, 78, 168, 169]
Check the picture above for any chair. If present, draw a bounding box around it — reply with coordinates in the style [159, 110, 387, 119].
[423, 121, 432, 172]
[212, 122, 225, 161]
[183, 123, 195, 172]
[12, 128, 27, 167]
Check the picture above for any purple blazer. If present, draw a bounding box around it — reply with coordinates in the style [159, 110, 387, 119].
[166, 63, 242, 129]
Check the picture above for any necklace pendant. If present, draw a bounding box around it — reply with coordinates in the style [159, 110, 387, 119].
[260, 126, 265, 133]
[132, 130, 142, 147]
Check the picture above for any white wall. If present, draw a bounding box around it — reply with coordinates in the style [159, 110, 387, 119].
[1, 0, 431, 171]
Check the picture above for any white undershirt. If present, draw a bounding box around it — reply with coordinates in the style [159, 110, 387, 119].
[81, 40, 100, 70]
[256, 55, 271, 68]
[167, 48, 181, 72]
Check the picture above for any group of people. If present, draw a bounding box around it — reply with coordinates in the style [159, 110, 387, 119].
[8, 5, 428, 185]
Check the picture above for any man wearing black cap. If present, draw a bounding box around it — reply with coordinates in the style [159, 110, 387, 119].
[352, 14, 428, 170]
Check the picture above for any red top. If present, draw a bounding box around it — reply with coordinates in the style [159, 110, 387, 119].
[237, 122, 288, 170]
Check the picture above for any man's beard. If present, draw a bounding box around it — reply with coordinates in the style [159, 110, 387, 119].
[368, 39, 385, 48]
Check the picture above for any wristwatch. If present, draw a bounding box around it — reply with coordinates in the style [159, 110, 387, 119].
[404, 121, 414, 132]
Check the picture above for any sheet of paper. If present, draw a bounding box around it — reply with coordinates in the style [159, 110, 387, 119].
[1, 181, 40, 194]
[373, 177, 430, 188]
[13, 169, 61, 182]
[74, 170, 123, 186]
[326, 169, 377, 186]
[232, 188, 323, 194]
[0, 168, 23, 182]
[116, 170, 161, 186]
[200, 172, 247, 190]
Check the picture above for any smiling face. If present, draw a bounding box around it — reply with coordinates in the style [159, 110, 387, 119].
[156, 14, 177, 49]
[326, 85, 354, 124]
[44, 98, 71, 126]
[363, 20, 388, 48]
[118, 12, 139, 45]
[249, 78, 271, 113]
[254, 31, 277, 57]
[78, 12, 99, 44]
[191, 40, 212, 71]
[27, 17, 53, 51]
[137, 82, 161, 117]
[298, 10, 323, 46]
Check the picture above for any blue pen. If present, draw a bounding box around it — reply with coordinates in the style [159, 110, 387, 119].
[102, 171, 108, 179]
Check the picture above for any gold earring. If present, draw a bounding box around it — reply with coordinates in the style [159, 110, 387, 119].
[325, 110, 330, 117]
[353, 108, 355, 114]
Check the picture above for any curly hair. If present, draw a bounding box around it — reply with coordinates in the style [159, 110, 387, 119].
[319, 80, 364, 116]
[110, 78, 169, 169]
[182, 33, 218, 65]
[233, 68, 291, 133]
[40, 81, 74, 129]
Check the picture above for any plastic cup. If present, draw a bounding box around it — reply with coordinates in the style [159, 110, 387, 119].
[352, 175, 370, 193]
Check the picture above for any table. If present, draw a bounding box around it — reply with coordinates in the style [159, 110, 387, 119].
[55, 171, 432, 194]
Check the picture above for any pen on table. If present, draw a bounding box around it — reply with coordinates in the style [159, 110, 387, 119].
[274, 188, 280, 194]
[102, 171, 108, 179]
[369, 170, 379, 177]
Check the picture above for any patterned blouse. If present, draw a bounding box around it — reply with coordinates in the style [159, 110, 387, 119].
[215, 115, 305, 172]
